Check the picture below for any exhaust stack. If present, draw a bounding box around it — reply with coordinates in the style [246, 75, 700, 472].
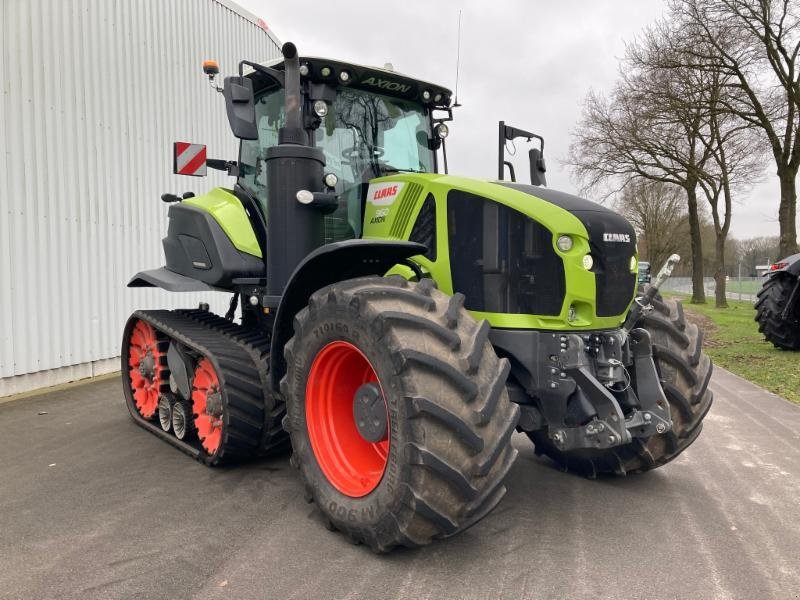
[264, 42, 327, 299]
[279, 42, 305, 145]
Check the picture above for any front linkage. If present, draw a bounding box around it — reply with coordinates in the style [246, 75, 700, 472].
[506, 255, 682, 453]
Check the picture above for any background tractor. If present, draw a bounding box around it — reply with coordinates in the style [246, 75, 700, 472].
[755, 254, 800, 350]
[122, 42, 713, 552]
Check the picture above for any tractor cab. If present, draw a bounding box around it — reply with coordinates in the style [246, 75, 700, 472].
[238, 57, 452, 241]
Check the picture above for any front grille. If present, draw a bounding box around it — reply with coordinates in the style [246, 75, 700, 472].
[596, 256, 636, 316]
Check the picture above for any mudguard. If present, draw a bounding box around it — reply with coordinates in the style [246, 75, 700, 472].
[128, 267, 226, 292]
[269, 239, 426, 390]
[766, 253, 800, 277]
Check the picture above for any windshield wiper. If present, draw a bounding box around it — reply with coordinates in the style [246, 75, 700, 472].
[376, 165, 426, 174]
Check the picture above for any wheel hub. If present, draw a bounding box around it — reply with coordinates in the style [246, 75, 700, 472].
[139, 352, 156, 379]
[353, 383, 387, 443]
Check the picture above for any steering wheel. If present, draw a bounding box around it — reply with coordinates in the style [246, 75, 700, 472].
[342, 145, 384, 162]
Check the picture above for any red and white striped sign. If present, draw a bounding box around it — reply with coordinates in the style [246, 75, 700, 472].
[173, 142, 207, 177]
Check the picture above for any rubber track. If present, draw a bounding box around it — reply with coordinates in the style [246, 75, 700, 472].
[175, 309, 288, 452]
[123, 310, 282, 466]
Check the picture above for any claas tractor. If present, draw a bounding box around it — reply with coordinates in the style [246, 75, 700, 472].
[755, 254, 800, 350]
[122, 42, 713, 552]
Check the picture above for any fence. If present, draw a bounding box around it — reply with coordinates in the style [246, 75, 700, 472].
[660, 276, 762, 302]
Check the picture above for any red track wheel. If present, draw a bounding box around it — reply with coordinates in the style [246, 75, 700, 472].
[305, 341, 389, 498]
[127, 320, 165, 419]
[192, 358, 224, 455]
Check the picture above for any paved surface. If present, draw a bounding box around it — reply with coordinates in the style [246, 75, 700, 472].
[1, 369, 799, 600]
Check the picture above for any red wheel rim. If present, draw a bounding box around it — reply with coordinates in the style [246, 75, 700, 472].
[192, 358, 223, 454]
[306, 341, 389, 498]
[127, 320, 163, 419]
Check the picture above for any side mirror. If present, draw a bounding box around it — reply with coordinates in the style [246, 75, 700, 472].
[223, 76, 258, 140]
[529, 148, 547, 186]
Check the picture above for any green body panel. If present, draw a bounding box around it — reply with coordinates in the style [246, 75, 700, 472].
[365, 174, 636, 330]
[183, 188, 262, 258]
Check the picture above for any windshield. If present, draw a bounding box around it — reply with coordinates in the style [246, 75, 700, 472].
[316, 87, 434, 185]
[237, 84, 434, 241]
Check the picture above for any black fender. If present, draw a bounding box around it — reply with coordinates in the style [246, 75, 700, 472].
[766, 253, 800, 277]
[128, 266, 227, 292]
[269, 239, 426, 391]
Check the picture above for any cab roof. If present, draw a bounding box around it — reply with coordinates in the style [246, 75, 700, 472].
[249, 55, 453, 109]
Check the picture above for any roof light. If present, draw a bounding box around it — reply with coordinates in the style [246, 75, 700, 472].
[339, 70, 351, 83]
[299, 63, 310, 77]
[422, 90, 431, 101]
[320, 66, 332, 77]
[434, 93, 442, 103]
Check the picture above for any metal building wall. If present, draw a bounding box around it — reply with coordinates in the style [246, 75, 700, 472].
[0, 0, 281, 395]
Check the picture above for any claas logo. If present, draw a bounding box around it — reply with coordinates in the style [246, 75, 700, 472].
[373, 185, 399, 201]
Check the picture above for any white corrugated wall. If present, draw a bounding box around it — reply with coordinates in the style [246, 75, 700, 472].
[0, 0, 281, 395]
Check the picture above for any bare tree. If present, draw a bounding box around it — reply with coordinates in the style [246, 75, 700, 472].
[568, 41, 714, 303]
[668, 0, 800, 258]
[614, 180, 689, 271]
[571, 20, 766, 306]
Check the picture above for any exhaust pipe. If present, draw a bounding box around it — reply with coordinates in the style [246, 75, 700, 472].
[279, 42, 305, 145]
[265, 42, 326, 298]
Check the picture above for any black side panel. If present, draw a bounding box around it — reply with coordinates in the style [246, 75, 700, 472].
[269, 239, 426, 390]
[447, 191, 565, 316]
[163, 204, 264, 289]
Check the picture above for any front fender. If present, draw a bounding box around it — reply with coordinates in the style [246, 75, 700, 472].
[269, 239, 426, 390]
[766, 253, 800, 277]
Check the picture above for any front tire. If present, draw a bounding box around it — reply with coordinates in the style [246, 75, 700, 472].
[529, 296, 713, 477]
[755, 274, 800, 350]
[281, 276, 519, 552]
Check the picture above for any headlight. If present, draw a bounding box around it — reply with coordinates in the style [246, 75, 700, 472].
[630, 256, 638, 271]
[556, 235, 573, 252]
[313, 100, 328, 117]
[435, 123, 449, 139]
[582, 254, 594, 270]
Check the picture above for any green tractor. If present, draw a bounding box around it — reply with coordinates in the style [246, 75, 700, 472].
[122, 43, 713, 552]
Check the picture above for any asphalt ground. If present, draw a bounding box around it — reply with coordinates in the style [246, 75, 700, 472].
[1, 368, 799, 600]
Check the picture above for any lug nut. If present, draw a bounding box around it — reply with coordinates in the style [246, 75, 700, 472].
[656, 423, 667, 434]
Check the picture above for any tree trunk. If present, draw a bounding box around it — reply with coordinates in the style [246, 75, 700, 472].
[685, 185, 706, 304]
[714, 234, 728, 308]
[778, 166, 799, 258]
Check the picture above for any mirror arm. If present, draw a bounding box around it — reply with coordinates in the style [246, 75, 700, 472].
[238, 60, 285, 87]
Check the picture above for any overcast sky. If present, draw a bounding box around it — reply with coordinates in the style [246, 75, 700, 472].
[235, 0, 784, 240]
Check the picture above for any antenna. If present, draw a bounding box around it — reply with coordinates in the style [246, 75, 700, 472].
[453, 9, 462, 108]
